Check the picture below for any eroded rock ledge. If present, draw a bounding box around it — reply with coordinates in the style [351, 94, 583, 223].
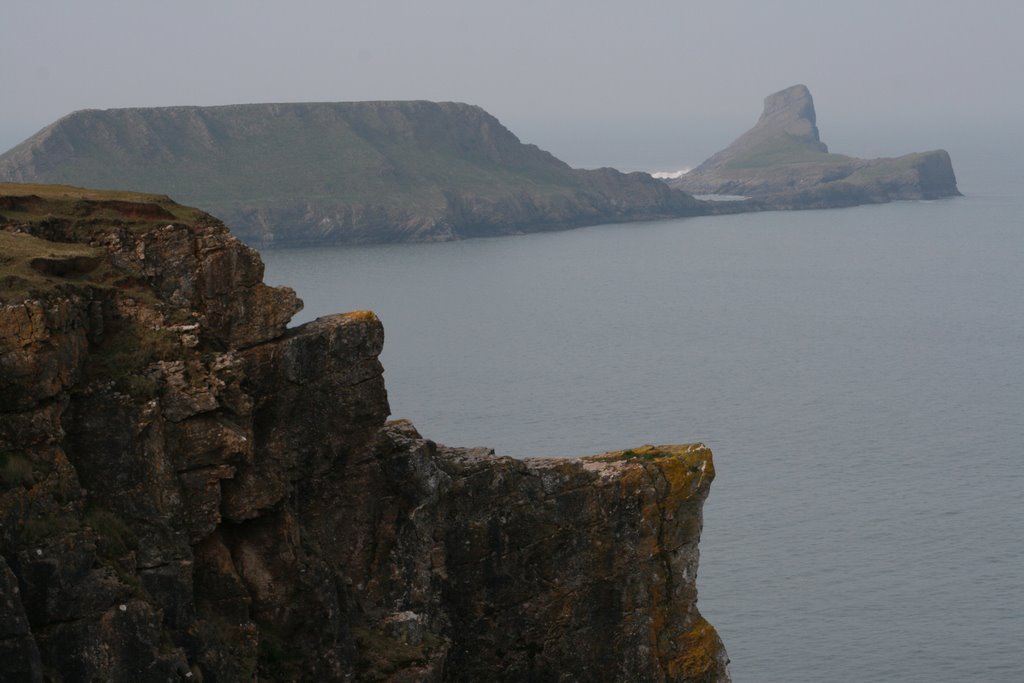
[0, 184, 728, 681]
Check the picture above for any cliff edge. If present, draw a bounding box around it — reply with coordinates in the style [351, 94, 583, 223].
[0, 183, 729, 681]
[670, 84, 960, 207]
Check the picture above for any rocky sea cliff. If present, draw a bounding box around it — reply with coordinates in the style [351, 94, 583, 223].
[0, 184, 729, 681]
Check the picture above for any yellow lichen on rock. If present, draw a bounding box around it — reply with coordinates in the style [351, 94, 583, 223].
[342, 309, 380, 323]
[651, 444, 715, 510]
[664, 615, 730, 681]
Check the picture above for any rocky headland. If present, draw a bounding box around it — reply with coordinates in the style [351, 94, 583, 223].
[0, 183, 729, 681]
[0, 93, 961, 246]
[0, 103, 708, 247]
[669, 84, 960, 207]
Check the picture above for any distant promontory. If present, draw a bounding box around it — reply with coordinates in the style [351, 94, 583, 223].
[0, 102, 705, 246]
[0, 90, 960, 246]
[669, 84, 960, 207]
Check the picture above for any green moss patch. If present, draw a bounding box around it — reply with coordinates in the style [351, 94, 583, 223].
[589, 444, 704, 463]
[85, 319, 181, 395]
[19, 514, 81, 544]
[0, 450, 35, 488]
[722, 136, 852, 170]
[258, 627, 306, 681]
[353, 626, 444, 681]
[84, 504, 139, 559]
[0, 182, 208, 225]
[845, 154, 923, 182]
[0, 231, 108, 302]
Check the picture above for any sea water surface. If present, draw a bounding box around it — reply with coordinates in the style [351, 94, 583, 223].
[261, 154, 1023, 681]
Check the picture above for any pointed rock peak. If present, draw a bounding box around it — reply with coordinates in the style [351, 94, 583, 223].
[761, 84, 815, 123]
[755, 84, 821, 143]
[687, 84, 828, 175]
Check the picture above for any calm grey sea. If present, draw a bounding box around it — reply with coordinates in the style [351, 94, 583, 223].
[261, 151, 1023, 681]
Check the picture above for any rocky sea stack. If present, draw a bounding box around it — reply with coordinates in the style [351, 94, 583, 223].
[670, 84, 960, 207]
[0, 103, 706, 246]
[0, 183, 729, 681]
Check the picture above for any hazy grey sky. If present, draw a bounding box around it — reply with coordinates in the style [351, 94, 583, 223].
[3, 0, 1021, 169]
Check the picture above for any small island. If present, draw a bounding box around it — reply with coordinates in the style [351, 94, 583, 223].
[669, 84, 960, 208]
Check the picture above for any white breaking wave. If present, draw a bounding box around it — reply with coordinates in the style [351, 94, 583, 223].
[649, 168, 692, 179]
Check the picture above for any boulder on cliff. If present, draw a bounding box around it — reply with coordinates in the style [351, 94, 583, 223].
[0, 182, 729, 681]
[670, 84, 961, 205]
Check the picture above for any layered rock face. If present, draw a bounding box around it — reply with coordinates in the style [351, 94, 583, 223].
[670, 84, 960, 205]
[1, 184, 728, 681]
[0, 102, 706, 246]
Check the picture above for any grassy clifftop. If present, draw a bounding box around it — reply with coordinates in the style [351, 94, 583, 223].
[0, 102, 704, 245]
[0, 183, 209, 302]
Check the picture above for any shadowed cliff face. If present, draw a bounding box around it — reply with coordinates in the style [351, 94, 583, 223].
[670, 84, 960, 204]
[0, 183, 729, 682]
